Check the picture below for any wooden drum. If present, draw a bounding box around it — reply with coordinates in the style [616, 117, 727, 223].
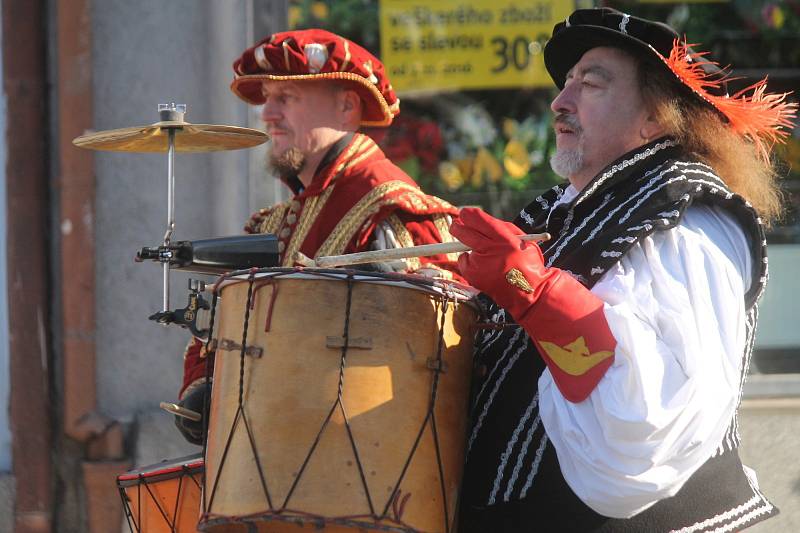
[118, 454, 204, 533]
[199, 269, 476, 533]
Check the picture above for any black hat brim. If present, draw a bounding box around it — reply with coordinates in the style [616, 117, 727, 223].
[544, 25, 674, 90]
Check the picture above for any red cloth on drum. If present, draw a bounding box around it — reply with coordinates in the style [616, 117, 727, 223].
[180, 133, 463, 398]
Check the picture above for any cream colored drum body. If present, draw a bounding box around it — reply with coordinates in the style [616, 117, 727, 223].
[199, 269, 476, 533]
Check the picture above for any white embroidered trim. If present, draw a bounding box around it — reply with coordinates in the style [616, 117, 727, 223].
[519, 434, 549, 499]
[581, 163, 678, 245]
[619, 13, 631, 33]
[490, 397, 539, 505]
[668, 493, 773, 533]
[519, 209, 535, 226]
[468, 331, 527, 454]
[546, 192, 614, 266]
[577, 139, 677, 206]
[504, 410, 541, 502]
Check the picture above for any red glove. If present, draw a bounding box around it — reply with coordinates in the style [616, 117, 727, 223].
[451, 208, 616, 402]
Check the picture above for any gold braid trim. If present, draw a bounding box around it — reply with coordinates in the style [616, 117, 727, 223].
[278, 135, 373, 265]
[231, 72, 397, 126]
[282, 185, 336, 266]
[257, 203, 289, 234]
[316, 181, 425, 257]
[341, 38, 351, 71]
[339, 142, 380, 174]
[432, 214, 460, 262]
[333, 134, 369, 176]
[385, 214, 420, 271]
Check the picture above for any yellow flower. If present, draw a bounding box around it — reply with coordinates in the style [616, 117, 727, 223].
[288, 5, 302, 28]
[455, 157, 474, 180]
[310, 1, 329, 20]
[504, 140, 531, 179]
[439, 161, 464, 191]
[472, 147, 503, 185]
[772, 7, 785, 29]
[502, 118, 518, 140]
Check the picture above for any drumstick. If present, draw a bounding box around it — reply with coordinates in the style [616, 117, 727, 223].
[294, 233, 550, 269]
[160, 401, 202, 422]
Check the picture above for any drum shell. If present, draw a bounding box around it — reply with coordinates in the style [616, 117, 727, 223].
[201, 273, 476, 532]
[118, 455, 204, 533]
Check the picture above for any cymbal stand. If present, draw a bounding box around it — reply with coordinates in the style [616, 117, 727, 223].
[158, 102, 186, 314]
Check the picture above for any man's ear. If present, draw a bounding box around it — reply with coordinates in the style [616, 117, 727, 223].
[640, 114, 666, 142]
[338, 89, 363, 128]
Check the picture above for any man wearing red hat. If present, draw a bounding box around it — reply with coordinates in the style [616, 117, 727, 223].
[175, 29, 461, 443]
[454, 8, 795, 532]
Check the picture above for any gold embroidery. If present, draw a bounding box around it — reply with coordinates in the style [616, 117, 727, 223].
[386, 214, 414, 247]
[506, 268, 533, 293]
[257, 203, 289, 234]
[340, 143, 380, 173]
[282, 40, 292, 71]
[333, 134, 368, 176]
[341, 38, 351, 71]
[282, 186, 335, 266]
[385, 214, 420, 271]
[538, 337, 614, 376]
[316, 181, 422, 257]
[432, 214, 460, 261]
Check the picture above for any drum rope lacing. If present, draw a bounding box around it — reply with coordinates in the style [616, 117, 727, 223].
[206, 270, 276, 515]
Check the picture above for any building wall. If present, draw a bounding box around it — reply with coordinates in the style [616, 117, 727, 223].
[0, 0, 10, 475]
[0, 7, 13, 533]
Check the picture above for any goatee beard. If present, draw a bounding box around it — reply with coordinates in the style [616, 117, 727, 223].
[550, 146, 584, 179]
[268, 147, 306, 179]
[550, 113, 585, 179]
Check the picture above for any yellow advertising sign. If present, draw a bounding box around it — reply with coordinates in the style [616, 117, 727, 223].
[379, 0, 573, 93]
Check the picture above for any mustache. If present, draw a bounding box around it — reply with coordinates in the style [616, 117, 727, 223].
[553, 113, 582, 133]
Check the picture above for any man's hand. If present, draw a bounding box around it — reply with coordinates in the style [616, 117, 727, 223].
[452, 207, 553, 316]
[174, 381, 211, 446]
[451, 207, 617, 403]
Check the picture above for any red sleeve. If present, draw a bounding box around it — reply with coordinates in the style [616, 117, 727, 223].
[180, 337, 214, 399]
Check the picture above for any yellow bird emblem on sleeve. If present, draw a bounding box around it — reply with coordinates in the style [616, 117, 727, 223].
[538, 336, 614, 376]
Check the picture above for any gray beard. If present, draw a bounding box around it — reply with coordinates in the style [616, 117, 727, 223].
[550, 145, 584, 179]
[268, 147, 306, 179]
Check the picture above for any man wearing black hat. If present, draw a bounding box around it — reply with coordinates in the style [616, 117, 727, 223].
[453, 7, 795, 532]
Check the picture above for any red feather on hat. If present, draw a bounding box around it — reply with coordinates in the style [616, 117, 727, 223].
[663, 39, 797, 162]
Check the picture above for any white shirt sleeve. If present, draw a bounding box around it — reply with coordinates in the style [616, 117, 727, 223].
[539, 204, 753, 518]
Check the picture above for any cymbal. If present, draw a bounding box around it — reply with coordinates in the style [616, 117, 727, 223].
[72, 120, 269, 153]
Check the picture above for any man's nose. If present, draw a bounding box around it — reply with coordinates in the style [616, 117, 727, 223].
[260, 102, 281, 124]
[550, 85, 576, 115]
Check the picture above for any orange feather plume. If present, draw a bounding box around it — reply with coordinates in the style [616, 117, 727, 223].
[662, 39, 797, 162]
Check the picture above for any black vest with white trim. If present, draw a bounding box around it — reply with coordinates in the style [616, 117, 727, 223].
[459, 138, 777, 532]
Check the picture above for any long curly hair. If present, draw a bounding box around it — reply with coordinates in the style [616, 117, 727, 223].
[637, 62, 786, 225]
